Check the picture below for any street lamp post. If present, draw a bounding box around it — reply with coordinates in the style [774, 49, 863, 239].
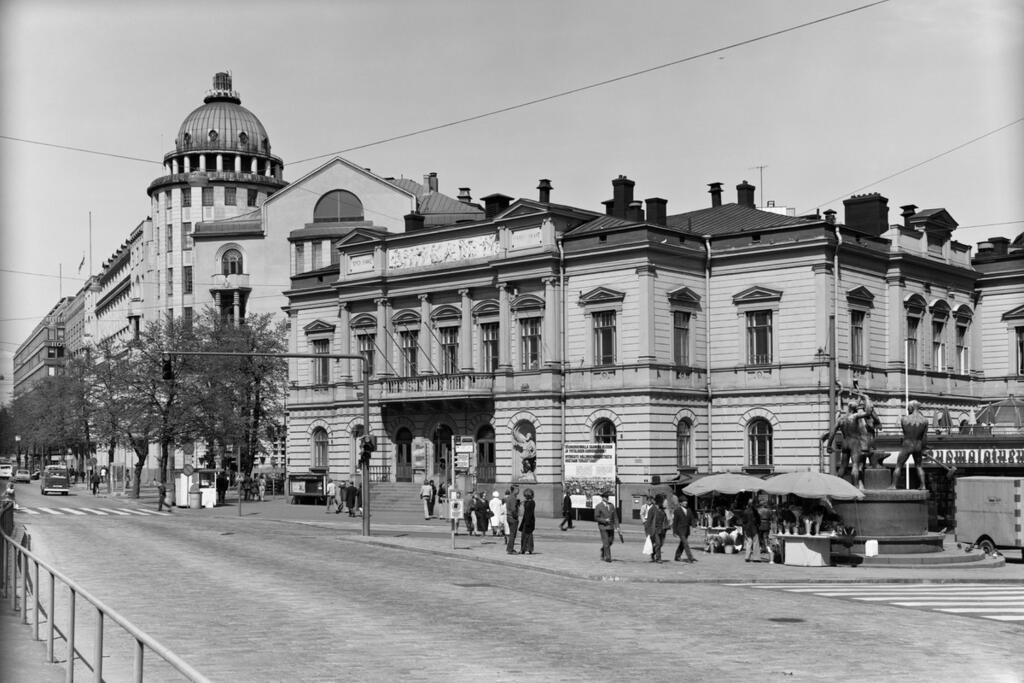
[14, 436, 21, 470]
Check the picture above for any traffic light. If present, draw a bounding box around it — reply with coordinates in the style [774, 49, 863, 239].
[162, 358, 175, 381]
[359, 435, 376, 467]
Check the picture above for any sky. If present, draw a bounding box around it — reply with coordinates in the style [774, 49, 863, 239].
[1, 0, 1022, 405]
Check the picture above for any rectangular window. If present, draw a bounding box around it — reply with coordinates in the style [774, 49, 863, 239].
[181, 188, 191, 207]
[154, 225, 161, 254]
[164, 191, 172, 210]
[1016, 327, 1024, 376]
[294, 243, 305, 274]
[906, 316, 920, 370]
[312, 339, 330, 384]
[183, 307, 193, 328]
[358, 333, 375, 378]
[519, 318, 541, 370]
[202, 187, 214, 207]
[673, 312, 690, 366]
[225, 187, 236, 206]
[593, 311, 616, 366]
[400, 330, 418, 376]
[850, 310, 865, 365]
[956, 323, 969, 374]
[181, 222, 193, 251]
[183, 265, 193, 295]
[440, 327, 460, 374]
[481, 322, 499, 372]
[932, 320, 945, 370]
[166, 225, 174, 253]
[166, 268, 173, 297]
[247, 189, 258, 207]
[746, 310, 772, 365]
[311, 241, 323, 270]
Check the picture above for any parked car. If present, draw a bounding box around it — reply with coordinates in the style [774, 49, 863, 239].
[0, 464, 12, 479]
[14, 469, 31, 484]
[31, 469, 40, 480]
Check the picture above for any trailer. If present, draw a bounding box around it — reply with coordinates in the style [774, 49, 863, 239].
[955, 476, 1024, 559]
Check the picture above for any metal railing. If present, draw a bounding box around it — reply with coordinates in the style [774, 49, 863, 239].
[0, 502, 210, 682]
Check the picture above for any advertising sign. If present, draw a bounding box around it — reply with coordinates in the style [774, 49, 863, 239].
[563, 442, 616, 508]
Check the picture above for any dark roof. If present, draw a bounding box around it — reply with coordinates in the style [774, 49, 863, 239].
[566, 215, 635, 235]
[666, 203, 815, 235]
[388, 178, 484, 226]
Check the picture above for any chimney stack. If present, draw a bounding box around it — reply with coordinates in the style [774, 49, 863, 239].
[423, 172, 438, 193]
[612, 175, 635, 219]
[843, 193, 890, 237]
[708, 182, 723, 208]
[645, 197, 667, 226]
[458, 187, 472, 204]
[736, 180, 756, 208]
[482, 193, 512, 220]
[601, 199, 615, 216]
[989, 237, 1010, 256]
[626, 201, 645, 222]
[537, 179, 552, 203]
[404, 212, 426, 232]
[824, 209, 837, 225]
[900, 204, 917, 228]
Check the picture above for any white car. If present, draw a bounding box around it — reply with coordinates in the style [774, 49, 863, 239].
[0, 464, 12, 479]
[14, 469, 31, 484]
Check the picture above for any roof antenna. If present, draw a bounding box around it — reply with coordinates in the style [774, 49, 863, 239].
[749, 164, 767, 208]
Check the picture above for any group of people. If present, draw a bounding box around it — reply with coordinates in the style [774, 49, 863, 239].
[638, 492, 697, 564]
[418, 479, 448, 519]
[326, 478, 361, 516]
[454, 485, 536, 555]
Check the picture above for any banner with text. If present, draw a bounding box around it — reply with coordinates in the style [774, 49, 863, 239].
[563, 442, 616, 508]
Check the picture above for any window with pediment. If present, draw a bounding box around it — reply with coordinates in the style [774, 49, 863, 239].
[733, 286, 782, 366]
[668, 286, 701, 367]
[579, 287, 624, 367]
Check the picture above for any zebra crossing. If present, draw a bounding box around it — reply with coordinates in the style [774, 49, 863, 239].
[17, 505, 171, 518]
[731, 582, 1024, 623]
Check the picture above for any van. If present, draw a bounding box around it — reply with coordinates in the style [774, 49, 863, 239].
[40, 466, 71, 495]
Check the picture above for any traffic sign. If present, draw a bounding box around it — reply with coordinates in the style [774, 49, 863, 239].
[182, 464, 195, 476]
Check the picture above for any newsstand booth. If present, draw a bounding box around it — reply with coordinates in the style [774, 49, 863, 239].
[287, 472, 326, 504]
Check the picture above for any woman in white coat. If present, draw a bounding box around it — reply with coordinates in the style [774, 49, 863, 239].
[488, 491, 505, 538]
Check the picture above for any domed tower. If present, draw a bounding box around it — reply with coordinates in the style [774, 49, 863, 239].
[145, 72, 287, 323]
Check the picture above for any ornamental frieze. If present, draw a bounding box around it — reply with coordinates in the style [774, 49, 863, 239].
[387, 234, 499, 270]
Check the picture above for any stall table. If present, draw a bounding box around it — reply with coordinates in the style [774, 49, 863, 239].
[780, 534, 832, 566]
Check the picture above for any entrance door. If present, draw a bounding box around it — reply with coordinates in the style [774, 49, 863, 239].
[476, 425, 495, 483]
[395, 428, 413, 482]
[432, 424, 453, 481]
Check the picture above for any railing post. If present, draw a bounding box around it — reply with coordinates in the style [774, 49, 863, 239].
[133, 638, 144, 683]
[9, 545, 17, 610]
[67, 588, 75, 683]
[47, 571, 55, 662]
[33, 559, 40, 641]
[94, 610, 103, 682]
[21, 548, 28, 623]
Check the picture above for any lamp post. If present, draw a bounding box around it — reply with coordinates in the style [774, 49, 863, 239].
[14, 435, 21, 470]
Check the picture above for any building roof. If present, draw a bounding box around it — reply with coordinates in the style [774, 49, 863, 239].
[388, 177, 484, 225]
[666, 203, 815, 235]
[174, 74, 273, 157]
[566, 215, 635, 235]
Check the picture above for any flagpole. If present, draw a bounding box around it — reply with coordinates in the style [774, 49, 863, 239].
[89, 211, 93, 275]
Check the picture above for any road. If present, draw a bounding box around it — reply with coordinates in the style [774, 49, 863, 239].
[8, 482, 1024, 682]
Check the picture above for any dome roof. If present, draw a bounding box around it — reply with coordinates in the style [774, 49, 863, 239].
[174, 73, 272, 156]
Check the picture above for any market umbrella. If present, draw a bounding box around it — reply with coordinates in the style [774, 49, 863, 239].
[974, 396, 1024, 429]
[761, 471, 865, 500]
[681, 472, 765, 497]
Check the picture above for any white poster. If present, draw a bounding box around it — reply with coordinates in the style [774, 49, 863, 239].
[563, 442, 616, 508]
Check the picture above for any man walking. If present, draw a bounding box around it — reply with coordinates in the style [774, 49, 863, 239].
[672, 497, 696, 563]
[504, 486, 520, 554]
[644, 494, 669, 563]
[741, 498, 762, 562]
[559, 487, 574, 531]
[594, 489, 618, 562]
[156, 479, 171, 512]
[419, 478, 434, 519]
[215, 471, 228, 506]
[325, 478, 337, 513]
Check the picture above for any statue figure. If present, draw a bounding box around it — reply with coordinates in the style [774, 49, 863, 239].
[512, 422, 537, 481]
[891, 400, 930, 490]
[821, 390, 881, 487]
[857, 392, 883, 467]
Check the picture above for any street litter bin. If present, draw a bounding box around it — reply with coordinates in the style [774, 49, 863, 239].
[188, 489, 202, 509]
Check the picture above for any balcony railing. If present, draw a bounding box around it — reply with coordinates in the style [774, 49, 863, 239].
[379, 373, 494, 399]
[208, 273, 251, 291]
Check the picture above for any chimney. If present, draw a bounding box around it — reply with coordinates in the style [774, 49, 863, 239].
[481, 193, 512, 220]
[602, 199, 615, 216]
[404, 212, 425, 232]
[645, 197, 667, 226]
[900, 204, 917, 227]
[537, 179, 552, 203]
[708, 182, 723, 208]
[423, 172, 438, 194]
[626, 201, 645, 222]
[843, 193, 890, 237]
[458, 187, 472, 204]
[612, 175, 635, 219]
[823, 209, 836, 225]
[736, 180, 756, 208]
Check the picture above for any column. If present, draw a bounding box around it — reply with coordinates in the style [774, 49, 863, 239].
[543, 277, 559, 367]
[376, 298, 392, 376]
[811, 263, 831, 358]
[338, 302, 352, 381]
[183, 157, 191, 173]
[216, 154, 223, 172]
[636, 265, 656, 362]
[251, 158, 258, 174]
[459, 289, 473, 371]
[235, 156, 242, 173]
[498, 283, 512, 371]
[232, 292, 240, 324]
[418, 294, 433, 374]
[199, 154, 207, 171]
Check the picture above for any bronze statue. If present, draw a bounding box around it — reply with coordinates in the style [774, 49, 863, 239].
[891, 400, 930, 490]
[821, 390, 881, 487]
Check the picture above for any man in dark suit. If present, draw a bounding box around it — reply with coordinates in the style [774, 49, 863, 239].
[594, 489, 618, 562]
[644, 494, 669, 563]
[672, 497, 696, 562]
[504, 486, 520, 554]
[559, 488, 574, 531]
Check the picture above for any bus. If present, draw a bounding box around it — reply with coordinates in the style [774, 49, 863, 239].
[40, 465, 71, 495]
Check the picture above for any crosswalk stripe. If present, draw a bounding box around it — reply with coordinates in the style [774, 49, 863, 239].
[19, 508, 39, 515]
[58, 508, 86, 516]
[938, 607, 1024, 614]
[102, 508, 130, 515]
[890, 601, 1024, 607]
[115, 508, 153, 516]
[82, 508, 109, 516]
[987, 615, 1024, 621]
[37, 508, 62, 515]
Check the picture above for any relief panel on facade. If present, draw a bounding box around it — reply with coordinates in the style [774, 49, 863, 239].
[386, 234, 500, 271]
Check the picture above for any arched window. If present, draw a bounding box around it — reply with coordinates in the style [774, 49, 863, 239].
[593, 419, 617, 444]
[748, 419, 773, 467]
[676, 420, 692, 468]
[314, 190, 364, 222]
[311, 428, 329, 469]
[221, 249, 243, 275]
[476, 425, 495, 483]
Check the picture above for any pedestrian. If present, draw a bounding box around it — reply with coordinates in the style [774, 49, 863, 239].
[216, 471, 228, 506]
[519, 488, 536, 554]
[488, 491, 505, 537]
[334, 478, 346, 515]
[503, 486, 520, 555]
[90, 470, 100, 495]
[559, 488, 575, 530]
[258, 474, 266, 502]
[325, 478, 337, 513]
[464, 492, 478, 535]
[645, 493, 669, 563]
[742, 498, 762, 562]
[419, 478, 434, 519]
[436, 480, 448, 520]
[672, 496, 697, 563]
[594, 489, 618, 562]
[156, 479, 171, 512]
[639, 495, 652, 527]
[346, 480, 358, 516]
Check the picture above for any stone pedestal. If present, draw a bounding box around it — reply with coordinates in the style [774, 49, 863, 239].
[832, 488, 943, 556]
[862, 467, 891, 490]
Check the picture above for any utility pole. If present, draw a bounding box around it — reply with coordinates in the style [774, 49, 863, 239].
[749, 164, 768, 208]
